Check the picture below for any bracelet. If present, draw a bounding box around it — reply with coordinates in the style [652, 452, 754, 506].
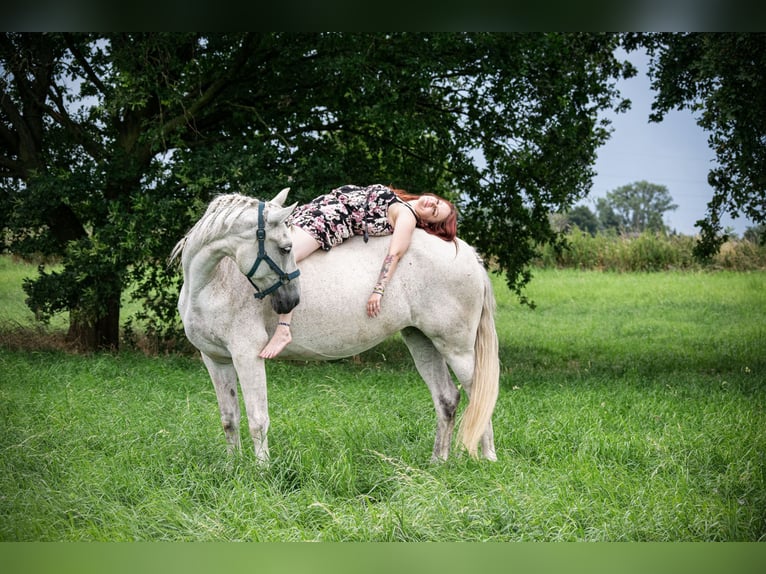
[278, 321, 291, 328]
[372, 287, 385, 296]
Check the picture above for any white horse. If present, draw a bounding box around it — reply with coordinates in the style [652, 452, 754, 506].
[171, 188, 499, 462]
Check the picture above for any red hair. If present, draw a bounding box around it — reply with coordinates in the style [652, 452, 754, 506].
[391, 188, 458, 243]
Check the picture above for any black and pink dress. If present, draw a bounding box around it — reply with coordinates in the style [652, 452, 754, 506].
[288, 184, 416, 251]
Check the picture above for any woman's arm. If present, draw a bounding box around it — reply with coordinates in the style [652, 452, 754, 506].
[367, 204, 417, 318]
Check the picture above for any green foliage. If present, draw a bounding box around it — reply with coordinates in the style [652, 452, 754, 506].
[744, 224, 766, 245]
[0, 33, 634, 347]
[629, 33, 766, 258]
[457, 33, 633, 306]
[536, 228, 766, 271]
[595, 180, 677, 233]
[566, 205, 600, 235]
[1, 270, 764, 541]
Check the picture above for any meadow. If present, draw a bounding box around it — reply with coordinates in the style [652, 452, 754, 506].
[1, 255, 764, 541]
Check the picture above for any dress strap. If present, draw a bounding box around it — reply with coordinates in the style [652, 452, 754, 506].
[395, 197, 420, 224]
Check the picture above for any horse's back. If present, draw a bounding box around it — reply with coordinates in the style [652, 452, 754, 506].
[277, 231, 487, 360]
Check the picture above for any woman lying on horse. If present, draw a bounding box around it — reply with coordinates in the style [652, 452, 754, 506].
[258, 184, 458, 359]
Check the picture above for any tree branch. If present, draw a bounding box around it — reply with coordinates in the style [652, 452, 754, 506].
[159, 33, 258, 142]
[63, 33, 109, 97]
[41, 82, 103, 160]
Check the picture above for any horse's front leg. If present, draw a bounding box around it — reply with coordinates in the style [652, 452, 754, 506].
[201, 352, 241, 453]
[232, 350, 270, 462]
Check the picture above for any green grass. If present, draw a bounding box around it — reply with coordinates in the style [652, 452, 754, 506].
[0, 256, 44, 326]
[1, 257, 765, 540]
[498, 269, 765, 375]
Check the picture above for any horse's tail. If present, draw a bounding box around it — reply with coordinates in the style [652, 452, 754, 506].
[457, 270, 499, 458]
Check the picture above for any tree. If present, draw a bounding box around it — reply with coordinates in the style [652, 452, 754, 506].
[1, 33, 262, 349]
[627, 33, 766, 257]
[566, 205, 600, 235]
[1, 33, 634, 349]
[597, 180, 678, 234]
[744, 224, 765, 244]
[594, 197, 622, 232]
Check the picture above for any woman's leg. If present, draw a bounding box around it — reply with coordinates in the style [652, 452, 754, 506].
[259, 227, 320, 359]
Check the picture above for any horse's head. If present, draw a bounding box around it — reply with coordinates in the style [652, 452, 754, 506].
[235, 188, 301, 314]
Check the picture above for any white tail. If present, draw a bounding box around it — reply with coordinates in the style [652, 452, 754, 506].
[456, 271, 499, 458]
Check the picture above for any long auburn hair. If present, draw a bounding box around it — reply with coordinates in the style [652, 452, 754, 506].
[391, 188, 458, 243]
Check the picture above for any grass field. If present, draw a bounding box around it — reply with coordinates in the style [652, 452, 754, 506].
[1, 257, 764, 541]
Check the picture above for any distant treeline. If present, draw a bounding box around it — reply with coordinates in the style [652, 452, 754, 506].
[534, 229, 766, 272]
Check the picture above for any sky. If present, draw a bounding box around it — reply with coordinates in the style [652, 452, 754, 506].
[586, 48, 755, 237]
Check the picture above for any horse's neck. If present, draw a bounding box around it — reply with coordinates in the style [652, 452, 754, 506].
[183, 239, 231, 299]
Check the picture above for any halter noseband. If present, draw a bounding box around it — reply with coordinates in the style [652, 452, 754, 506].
[245, 202, 300, 300]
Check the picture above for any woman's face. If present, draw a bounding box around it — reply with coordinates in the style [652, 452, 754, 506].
[414, 195, 450, 225]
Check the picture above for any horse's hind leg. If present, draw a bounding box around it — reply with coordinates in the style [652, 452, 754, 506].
[443, 351, 497, 462]
[201, 353, 241, 453]
[478, 419, 496, 462]
[401, 327, 460, 462]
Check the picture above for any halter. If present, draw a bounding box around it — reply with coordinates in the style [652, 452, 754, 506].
[245, 202, 300, 300]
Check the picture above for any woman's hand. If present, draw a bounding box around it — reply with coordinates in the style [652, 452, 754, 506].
[367, 292, 383, 318]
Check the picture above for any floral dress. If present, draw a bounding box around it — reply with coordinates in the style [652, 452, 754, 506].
[288, 184, 413, 251]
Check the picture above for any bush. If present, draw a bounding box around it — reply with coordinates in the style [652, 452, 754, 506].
[712, 238, 766, 271]
[535, 230, 766, 271]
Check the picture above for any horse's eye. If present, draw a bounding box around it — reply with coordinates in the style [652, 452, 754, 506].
[280, 246, 292, 255]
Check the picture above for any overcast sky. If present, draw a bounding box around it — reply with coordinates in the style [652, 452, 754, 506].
[587, 48, 755, 236]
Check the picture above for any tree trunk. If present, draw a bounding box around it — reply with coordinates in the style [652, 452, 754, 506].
[66, 293, 121, 351]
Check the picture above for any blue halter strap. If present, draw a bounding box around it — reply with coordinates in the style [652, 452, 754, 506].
[245, 202, 300, 300]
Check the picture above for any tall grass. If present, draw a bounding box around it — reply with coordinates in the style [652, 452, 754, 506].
[1, 257, 765, 541]
[536, 229, 766, 271]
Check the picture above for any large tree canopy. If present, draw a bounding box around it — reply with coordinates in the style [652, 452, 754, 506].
[629, 32, 766, 257]
[1, 32, 633, 350]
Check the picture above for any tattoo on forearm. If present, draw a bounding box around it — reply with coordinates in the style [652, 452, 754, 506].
[374, 254, 396, 292]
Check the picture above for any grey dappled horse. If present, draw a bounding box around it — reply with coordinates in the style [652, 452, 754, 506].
[171, 189, 499, 462]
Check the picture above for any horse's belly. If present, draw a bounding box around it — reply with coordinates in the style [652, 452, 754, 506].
[279, 317, 402, 360]
[279, 340, 384, 360]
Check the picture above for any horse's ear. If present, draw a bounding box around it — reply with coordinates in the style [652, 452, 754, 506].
[271, 187, 290, 207]
[267, 202, 298, 226]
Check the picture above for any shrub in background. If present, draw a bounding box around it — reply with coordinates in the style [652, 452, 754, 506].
[535, 229, 766, 272]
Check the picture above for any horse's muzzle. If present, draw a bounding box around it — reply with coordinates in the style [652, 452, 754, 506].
[271, 281, 300, 314]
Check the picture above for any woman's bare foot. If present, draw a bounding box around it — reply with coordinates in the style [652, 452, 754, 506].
[259, 323, 292, 359]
